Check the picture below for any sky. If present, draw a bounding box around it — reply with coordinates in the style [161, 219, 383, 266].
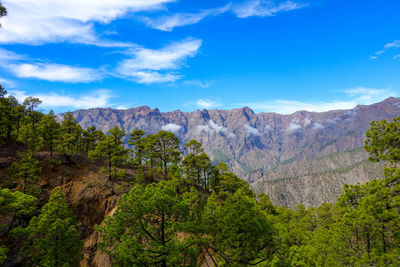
[0, 0, 399, 114]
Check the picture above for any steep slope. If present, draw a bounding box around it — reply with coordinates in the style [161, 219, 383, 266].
[0, 146, 133, 266]
[63, 97, 400, 207]
[251, 148, 385, 208]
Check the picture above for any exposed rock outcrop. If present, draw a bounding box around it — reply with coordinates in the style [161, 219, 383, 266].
[0, 149, 136, 266]
[63, 97, 400, 207]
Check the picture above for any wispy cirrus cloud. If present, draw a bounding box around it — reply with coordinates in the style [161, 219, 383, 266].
[116, 38, 202, 83]
[233, 0, 308, 18]
[240, 87, 396, 114]
[11, 63, 103, 83]
[196, 98, 223, 109]
[141, 5, 230, 31]
[184, 97, 223, 109]
[0, 77, 17, 88]
[0, 48, 103, 83]
[182, 79, 215, 88]
[384, 40, 400, 49]
[0, 0, 174, 46]
[9, 89, 113, 109]
[371, 40, 400, 59]
[141, 0, 308, 31]
[0, 48, 24, 62]
[2, 38, 201, 84]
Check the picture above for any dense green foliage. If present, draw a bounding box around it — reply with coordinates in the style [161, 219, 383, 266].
[12, 187, 82, 266]
[0, 188, 37, 264]
[9, 152, 41, 195]
[1, 86, 400, 265]
[97, 181, 196, 266]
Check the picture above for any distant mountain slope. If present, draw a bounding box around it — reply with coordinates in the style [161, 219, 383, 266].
[63, 97, 400, 207]
[251, 148, 385, 208]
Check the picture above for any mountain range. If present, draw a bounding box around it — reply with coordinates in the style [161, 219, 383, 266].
[62, 97, 400, 207]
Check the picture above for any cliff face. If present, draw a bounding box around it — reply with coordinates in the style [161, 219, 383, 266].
[62, 97, 400, 207]
[0, 148, 130, 267]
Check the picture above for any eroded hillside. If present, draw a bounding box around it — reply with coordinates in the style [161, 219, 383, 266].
[63, 97, 400, 207]
[0, 144, 140, 266]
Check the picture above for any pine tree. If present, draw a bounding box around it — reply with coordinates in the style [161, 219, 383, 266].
[202, 188, 276, 265]
[152, 130, 181, 177]
[9, 152, 41, 195]
[15, 187, 82, 266]
[89, 126, 127, 180]
[23, 97, 43, 141]
[59, 112, 82, 157]
[96, 181, 196, 266]
[0, 188, 37, 217]
[0, 96, 19, 141]
[81, 126, 104, 155]
[0, 188, 37, 265]
[365, 117, 400, 163]
[184, 139, 203, 155]
[38, 110, 61, 155]
[128, 129, 146, 165]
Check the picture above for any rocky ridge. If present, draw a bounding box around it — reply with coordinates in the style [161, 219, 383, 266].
[63, 97, 400, 207]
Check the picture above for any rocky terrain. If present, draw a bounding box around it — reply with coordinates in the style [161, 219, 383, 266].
[0, 143, 140, 267]
[62, 97, 400, 207]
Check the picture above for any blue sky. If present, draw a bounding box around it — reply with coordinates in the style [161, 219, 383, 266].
[0, 0, 399, 114]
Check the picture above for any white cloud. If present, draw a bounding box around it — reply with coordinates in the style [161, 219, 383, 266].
[183, 79, 214, 88]
[384, 40, 400, 49]
[344, 87, 392, 102]
[312, 123, 324, 130]
[0, 48, 103, 83]
[0, 77, 16, 88]
[0, 0, 174, 45]
[372, 40, 400, 59]
[161, 123, 182, 133]
[209, 120, 228, 134]
[128, 71, 180, 83]
[326, 117, 339, 124]
[141, 1, 307, 32]
[196, 98, 223, 109]
[393, 54, 400, 60]
[141, 5, 229, 31]
[9, 89, 113, 109]
[303, 116, 311, 127]
[240, 87, 396, 114]
[287, 118, 301, 133]
[244, 124, 260, 136]
[10, 63, 102, 83]
[196, 120, 230, 136]
[117, 38, 202, 83]
[0, 48, 24, 62]
[233, 0, 308, 18]
[114, 105, 130, 110]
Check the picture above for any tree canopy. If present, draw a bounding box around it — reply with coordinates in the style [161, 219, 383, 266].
[13, 187, 82, 267]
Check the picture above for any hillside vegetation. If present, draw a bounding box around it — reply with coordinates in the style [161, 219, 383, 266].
[1, 88, 400, 266]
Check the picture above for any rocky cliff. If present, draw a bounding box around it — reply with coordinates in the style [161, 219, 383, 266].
[0, 145, 137, 267]
[63, 97, 400, 207]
